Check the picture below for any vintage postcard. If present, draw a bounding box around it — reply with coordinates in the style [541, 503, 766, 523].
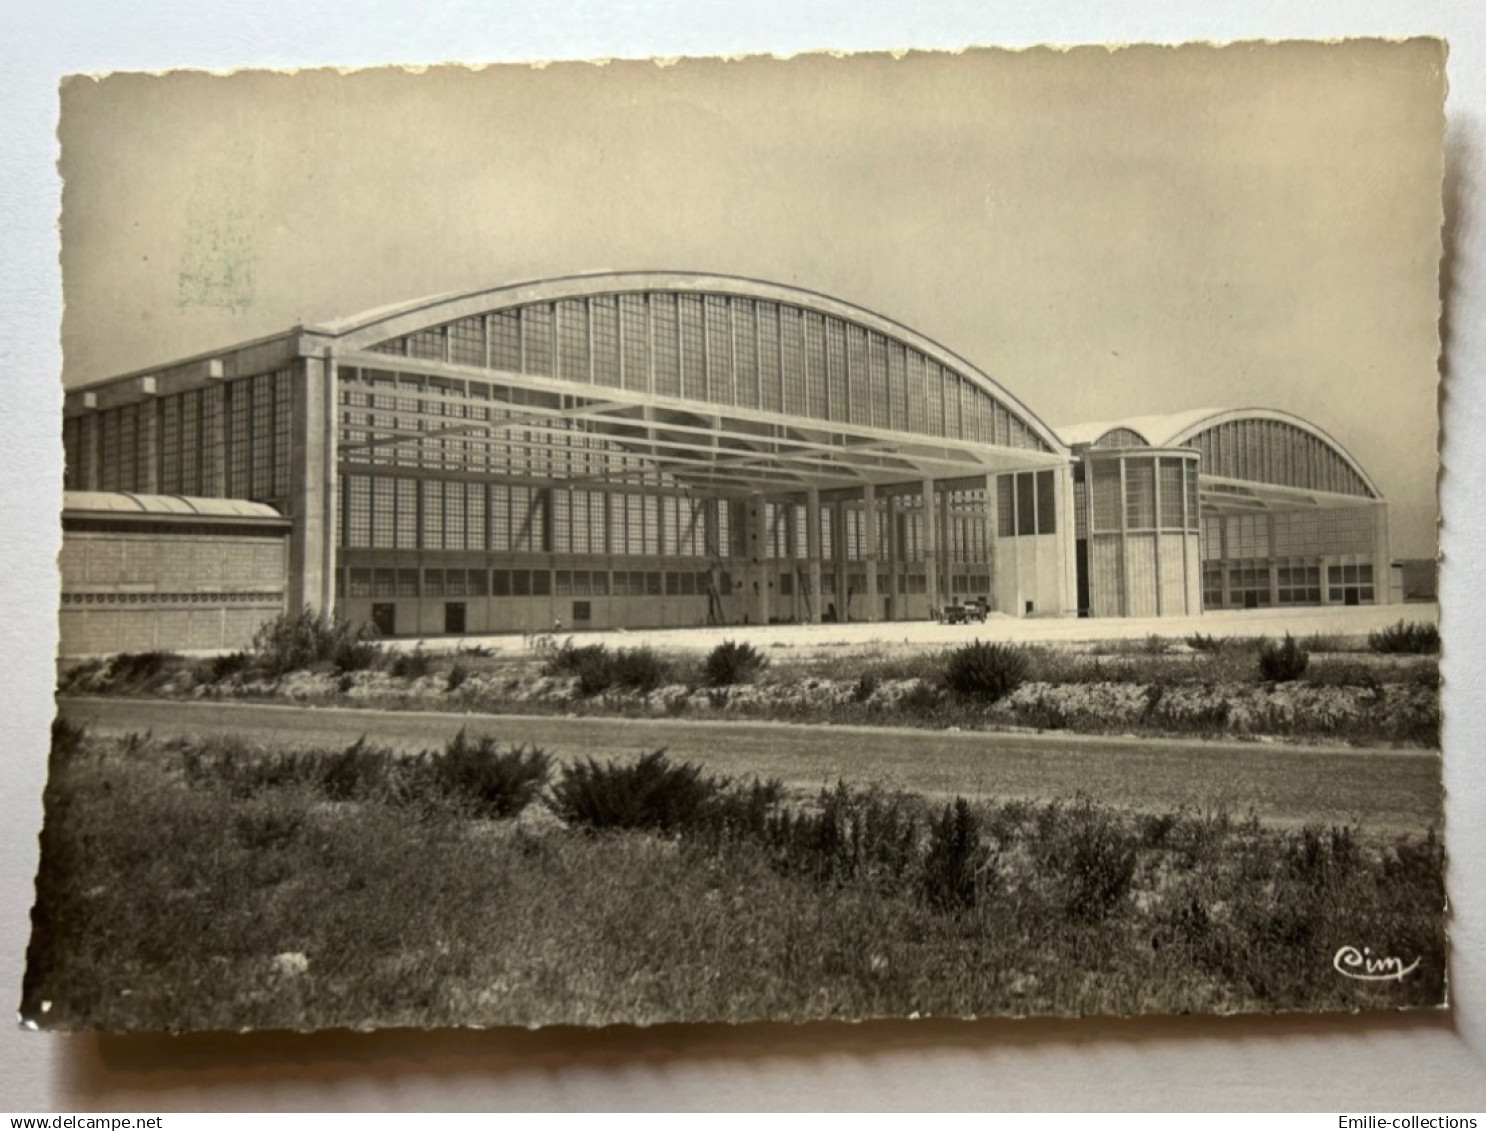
[22, 40, 1447, 1032]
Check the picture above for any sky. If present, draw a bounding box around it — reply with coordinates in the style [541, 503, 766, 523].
[56, 40, 1446, 556]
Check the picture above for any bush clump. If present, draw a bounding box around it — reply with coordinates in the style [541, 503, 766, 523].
[544, 642, 615, 696]
[549, 750, 724, 833]
[102, 651, 182, 694]
[704, 640, 768, 687]
[942, 640, 1030, 702]
[1040, 801, 1140, 922]
[424, 729, 551, 818]
[388, 647, 434, 680]
[609, 647, 674, 694]
[1368, 620, 1441, 655]
[760, 782, 920, 887]
[921, 798, 993, 912]
[1185, 633, 1232, 653]
[248, 609, 381, 677]
[541, 643, 675, 698]
[178, 730, 551, 818]
[49, 716, 88, 766]
[1258, 633, 1310, 682]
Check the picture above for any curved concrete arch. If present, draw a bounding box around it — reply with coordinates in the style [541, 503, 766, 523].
[1090, 426, 1152, 449]
[1163, 407, 1382, 500]
[314, 270, 1069, 456]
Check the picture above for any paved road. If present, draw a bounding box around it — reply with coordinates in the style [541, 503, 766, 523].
[58, 696, 1442, 831]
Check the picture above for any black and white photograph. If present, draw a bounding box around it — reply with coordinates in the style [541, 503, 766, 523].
[19, 40, 1450, 1036]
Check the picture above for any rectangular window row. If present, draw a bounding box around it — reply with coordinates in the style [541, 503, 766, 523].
[81, 370, 293, 500]
[347, 567, 721, 600]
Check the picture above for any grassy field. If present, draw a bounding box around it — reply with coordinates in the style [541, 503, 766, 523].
[23, 726, 1448, 1032]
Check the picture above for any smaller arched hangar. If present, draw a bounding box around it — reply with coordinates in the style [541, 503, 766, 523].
[1059, 408, 1390, 617]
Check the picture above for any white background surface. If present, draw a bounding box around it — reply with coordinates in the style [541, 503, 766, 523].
[2, 0, 1484, 1112]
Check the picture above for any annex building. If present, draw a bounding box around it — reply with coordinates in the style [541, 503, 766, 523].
[59, 271, 1391, 650]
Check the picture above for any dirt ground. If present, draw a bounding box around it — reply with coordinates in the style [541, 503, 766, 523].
[405, 601, 1441, 655]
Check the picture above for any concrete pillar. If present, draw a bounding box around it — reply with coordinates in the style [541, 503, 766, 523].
[1266, 511, 1279, 607]
[863, 481, 879, 622]
[85, 414, 102, 490]
[832, 501, 849, 621]
[922, 479, 939, 619]
[1372, 500, 1392, 605]
[137, 399, 159, 494]
[205, 383, 227, 496]
[1152, 461, 1164, 616]
[744, 493, 770, 626]
[1056, 463, 1078, 617]
[805, 488, 823, 624]
[288, 354, 336, 615]
[938, 485, 952, 609]
[1219, 513, 1232, 609]
[885, 493, 899, 622]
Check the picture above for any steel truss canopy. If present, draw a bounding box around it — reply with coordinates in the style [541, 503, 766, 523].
[324, 271, 1072, 497]
[336, 353, 1067, 497]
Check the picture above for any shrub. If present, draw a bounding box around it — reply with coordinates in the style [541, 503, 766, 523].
[761, 782, 919, 887]
[704, 640, 768, 687]
[921, 798, 993, 912]
[693, 777, 787, 845]
[942, 640, 1029, 702]
[1138, 810, 1180, 849]
[1369, 620, 1441, 655]
[178, 731, 549, 818]
[852, 672, 880, 703]
[316, 737, 399, 802]
[897, 680, 943, 716]
[248, 609, 381, 677]
[49, 716, 88, 766]
[1285, 823, 1363, 887]
[104, 651, 182, 693]
[610, 647, 673, 694]
[1185, 633, 1230, 654]
[179, 736, 318, 798]
[389, 647, 433, 681]
[446, 662, 471, 692]
[425, 729, 550, 818]
[1044, 803, 1139, 922]
[1258, 634, 1310, 682]
[544, 641, 615, 696]
[202, 651, 252, 682]
[549, 750, 724, 833]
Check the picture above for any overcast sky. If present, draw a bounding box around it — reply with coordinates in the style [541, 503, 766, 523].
[57, 41, 1445, 556]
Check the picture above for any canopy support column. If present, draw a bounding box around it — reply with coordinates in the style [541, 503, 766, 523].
[805, 488, 823, 624]
[922, 479, 939, 619]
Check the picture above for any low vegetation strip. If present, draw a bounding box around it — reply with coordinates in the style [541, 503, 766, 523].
[24, 725, 1446, 1031]
[61, 615, 1442, 748]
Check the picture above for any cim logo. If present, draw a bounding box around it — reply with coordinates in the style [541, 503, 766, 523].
[1332, 945, 1421, 982]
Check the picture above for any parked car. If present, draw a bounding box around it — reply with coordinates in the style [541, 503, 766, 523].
[939, 601, 988, 624]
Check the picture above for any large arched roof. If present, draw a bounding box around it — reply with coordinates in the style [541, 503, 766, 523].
[1059, 408, 1380, 499]
[314, 271, 1068, 457]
